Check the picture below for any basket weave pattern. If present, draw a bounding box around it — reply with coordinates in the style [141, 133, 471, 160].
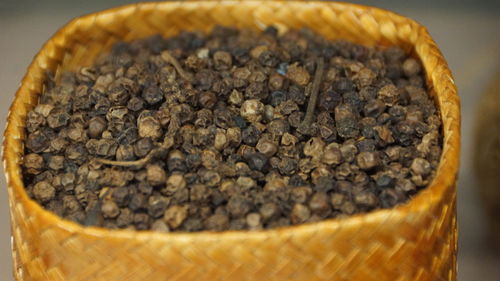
[3, 1, 460, 280]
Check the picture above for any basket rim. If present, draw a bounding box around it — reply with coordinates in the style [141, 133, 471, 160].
[2, 0, 460, 241]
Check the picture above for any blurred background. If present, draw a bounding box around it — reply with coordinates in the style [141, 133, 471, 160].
[0, 0, 499, 280]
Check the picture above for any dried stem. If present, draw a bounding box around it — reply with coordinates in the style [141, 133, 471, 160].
[301, 57, 325, 128]
[161, 50, 194, 82]
[97, 145, 169, 169]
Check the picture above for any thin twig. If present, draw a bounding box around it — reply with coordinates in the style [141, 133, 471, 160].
[97, 145, 170, 169]
[161, 50, 194, 82]
[96, 137, 174, 169]
[301, 57, 325, 128]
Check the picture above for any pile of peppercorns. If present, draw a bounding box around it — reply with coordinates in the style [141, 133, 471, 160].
[23, 26, 442, 232]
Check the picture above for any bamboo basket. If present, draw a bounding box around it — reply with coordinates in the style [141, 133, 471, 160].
[2, 1, 460, 280]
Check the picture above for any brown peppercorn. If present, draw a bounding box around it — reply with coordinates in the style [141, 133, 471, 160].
[23, 153, 44, 174]
[335, 105, 359, 139]
[277, 100, 299, 116]
[411, 158, 431, 176]
[259, 202, 280, 222]
[269, 73, 285, 91]
[291, 203, 311, 224]
[33, 181, 56, 203]
[26, 130, 50, 153]
[318, 90, 342, 112]
[127, 96, 145, 111]
[194, 109, 213, 128]
[112, 187, 130, 207]
[340, 142, 358, 163]
[198, 91, 217, 109]
[133, 138, 154, 158]
[340, 201, 356, 215]
[356, 152, 380, 170]
[281, 132, 298, 146]
[288, 111, 304, 128]
[236, 176, 256, 191]
[147, 194, 169, 218]
[33, 103, 54, 117]
[46, 109, 70, 129]
[101, 200, 120, 219]
[133, 213, 151, 230]
[240, 99, 264, 123]
[303, 137, 325, 160]
[228, 89, 244, 106]
[87, 116, 107, 138]
[267, 119, 290, 136]
[163, 205, 189, 229]
[142, 85, 163, 106]
[278, 157, 298, 176]
[151, 220, 170, 233]
[286, 63, 310, 86]
[49, 137, 67, 153]
[138, 115, 162, 140]
[204, 213, 230, 231]
[256, 138, 277, 157]
[258, 50, 279, 68]
[146, 164, 167, 186]
[330, 193, 345, 208]
[164, 174, 187, 196]
[62, 194, 82, 214]
[250, 45, 268, 59]
[213, 51, 233, 70]
[227, 195, 252, 218]
[396, 178, 416, 193]
[241, 125, 261, 146]
[116, 208, 133, 228]
[106, 106, 128, 122]
[374, 125, 395, 146]
[378, 84, 400, 106]
[26, 111, 45, 133]
[115, 145, 135, 161]
[67, 126, 87, 143]
[354, 67, 376, 88]
[201, 149, 221, 170]
[363, 99, 386, 118]
[214, 131, 228, 151]
[309, 192, 331, 216]
[354, 191, 378, 208]
[244, 153, 268, 172]
[190, 184, 211, 202]
[226, 127, 242, 147]
[246, 213, 262, 229]
[235, 161, 251, 176]
[199, 169, 221, 187]
[322, 143, 343, 165]
[48, 155, 64, 171]
[290, 186, 313, 203]
[314, 176, 335, 193]
[167, 150, 187, 172]
[402, 58, 421, 77]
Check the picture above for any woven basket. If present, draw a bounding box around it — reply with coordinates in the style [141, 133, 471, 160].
[3, 1, 460, 280]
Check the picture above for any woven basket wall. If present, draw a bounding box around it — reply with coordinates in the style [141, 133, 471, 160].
[2, 1, 460, 280]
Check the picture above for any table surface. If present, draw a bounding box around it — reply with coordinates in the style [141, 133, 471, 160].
[1, 1, 499, 280]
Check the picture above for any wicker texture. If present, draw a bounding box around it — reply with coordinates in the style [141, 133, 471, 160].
[3, 1, 460, 280]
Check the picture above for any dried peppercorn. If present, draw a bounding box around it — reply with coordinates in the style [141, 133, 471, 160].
[101, 200, 120, 219]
